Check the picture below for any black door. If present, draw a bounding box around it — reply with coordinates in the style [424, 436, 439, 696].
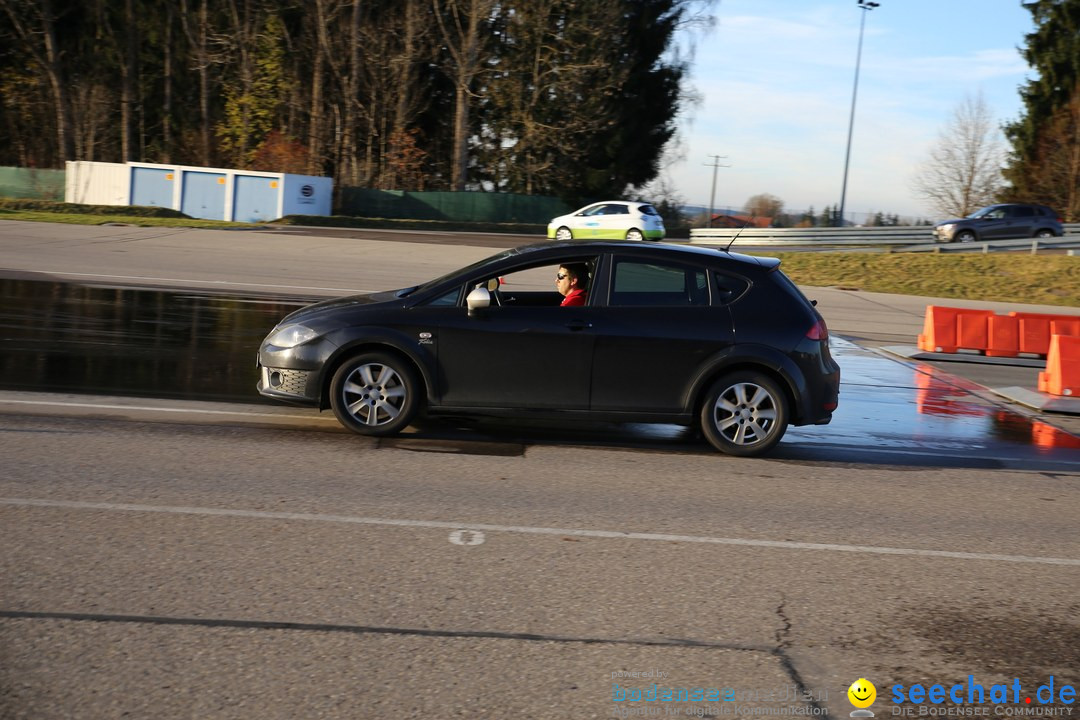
[435, 305, 596, 409]
[590, 258, 735, 413]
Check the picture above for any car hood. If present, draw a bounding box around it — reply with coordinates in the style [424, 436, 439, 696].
[280, 288, 404, 324]
[935, 217, 967, 226]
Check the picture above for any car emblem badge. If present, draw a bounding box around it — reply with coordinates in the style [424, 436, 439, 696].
[418, 331, 434, 345]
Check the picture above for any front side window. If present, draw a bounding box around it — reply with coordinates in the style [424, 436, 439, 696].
[610, 260, 709, 306]
[468, 257, 599, 308]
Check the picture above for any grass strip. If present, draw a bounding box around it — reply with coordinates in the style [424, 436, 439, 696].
[767, 252, 1079, 308]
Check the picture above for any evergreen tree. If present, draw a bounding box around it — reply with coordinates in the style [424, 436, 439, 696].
[1002, 0, 1080, 219]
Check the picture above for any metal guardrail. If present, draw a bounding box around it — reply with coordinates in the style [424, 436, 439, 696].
[689, 223, 1080, 253]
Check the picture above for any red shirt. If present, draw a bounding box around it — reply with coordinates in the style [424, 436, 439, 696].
[561, 288, 587, 307]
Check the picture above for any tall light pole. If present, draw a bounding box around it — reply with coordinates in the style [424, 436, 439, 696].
[837, 0, 879, 227]
[704, 154, 729, 227]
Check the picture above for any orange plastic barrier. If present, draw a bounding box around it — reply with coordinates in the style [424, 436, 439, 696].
[1037, 334, 1080, 397]
[1009, 312, 1080, 355]
[986, 315, 1019, 357]
[918, 306, 1080, 358]
[1052, 318, 1080, 337]
[917, 306, 994, 354]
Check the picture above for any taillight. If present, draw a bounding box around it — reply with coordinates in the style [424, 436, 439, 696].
[806, 319, 828, 341]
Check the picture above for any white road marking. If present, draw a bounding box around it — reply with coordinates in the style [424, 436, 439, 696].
[449, 529, 486, 546]
[31, 270, 367, 294]
[2, 498, 1077, 567]
[0, 398, 331, 421]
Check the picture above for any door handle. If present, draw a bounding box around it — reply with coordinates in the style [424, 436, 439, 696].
[565, 320, 593, 331]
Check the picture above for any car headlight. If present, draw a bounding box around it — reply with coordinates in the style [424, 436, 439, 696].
[265, 323, 320, 348]
[938, 223, 955, 234]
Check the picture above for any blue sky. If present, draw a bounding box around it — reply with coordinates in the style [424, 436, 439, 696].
[665, 0, 1035, 221]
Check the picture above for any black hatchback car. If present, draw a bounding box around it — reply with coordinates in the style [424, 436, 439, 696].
[257, 242, 840, 457]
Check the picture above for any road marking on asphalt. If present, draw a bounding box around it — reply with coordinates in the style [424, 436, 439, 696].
[3, 498, 1077, 567]
[0, 398, 333, 421]
[449, 529, 486, 546]
[33, 270, 368, 294]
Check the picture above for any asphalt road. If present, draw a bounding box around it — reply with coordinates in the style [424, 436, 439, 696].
[1, 221, 1078, 719]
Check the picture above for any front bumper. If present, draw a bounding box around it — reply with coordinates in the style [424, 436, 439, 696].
[256, 364, 320, 405]
[256, 340, 331, 406]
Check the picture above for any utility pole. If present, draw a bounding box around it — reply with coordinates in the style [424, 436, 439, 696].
[704, 155, 729, 228]
[838, 0, 880, 227]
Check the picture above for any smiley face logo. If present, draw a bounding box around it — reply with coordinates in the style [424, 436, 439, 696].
[848, 678, 877, 709]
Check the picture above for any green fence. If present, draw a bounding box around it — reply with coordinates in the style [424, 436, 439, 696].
[0, 167, 65, 200]
[339, 188, 572, 224]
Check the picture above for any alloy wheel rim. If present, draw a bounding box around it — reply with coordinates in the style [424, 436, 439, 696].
[713, 382, 777, 446]
[341, 363, 407, 426]
[556, 228, 571, 241]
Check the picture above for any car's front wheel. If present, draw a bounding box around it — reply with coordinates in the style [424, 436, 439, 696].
[555, 226, 573, 241]
[700, 371, 789, 457]
[955, 230, 976, 243]
[626, 228, 644, 242]
[330, 352, 421, 436]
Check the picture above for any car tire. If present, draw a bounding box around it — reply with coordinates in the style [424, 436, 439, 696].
[1035, 229, 1056, 239]
[955, 230, 976, 243]
[330, 351, 421, 436]
[699, 371, 789, 457]
[626, 228, 644, 242]
[555, 226, 573, 242]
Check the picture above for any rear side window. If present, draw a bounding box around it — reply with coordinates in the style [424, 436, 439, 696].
[638, 205, 659, 216]
[1014, 206, 1034, 217]
[610, 260, 708, 306]
[713, 271, 750, 305]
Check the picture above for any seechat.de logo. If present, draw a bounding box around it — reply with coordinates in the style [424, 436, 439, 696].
[849, 678, 877, 718]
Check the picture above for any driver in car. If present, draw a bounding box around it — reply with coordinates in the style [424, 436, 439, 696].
[556, 263, 589, 306]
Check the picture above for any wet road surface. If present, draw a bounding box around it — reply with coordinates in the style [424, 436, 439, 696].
[1, 277, 1077, 469]
[2, 273, 1079, 720]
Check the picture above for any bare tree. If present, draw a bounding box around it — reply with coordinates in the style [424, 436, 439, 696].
[179, 0, 217, 165]
[0, 0, 75, 162]
[433, 0, 496, 191]
[912, 92, 1005, 218]
[744, 193, 783, 221]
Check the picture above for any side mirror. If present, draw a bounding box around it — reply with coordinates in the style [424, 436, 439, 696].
[466, 287, 491, 316]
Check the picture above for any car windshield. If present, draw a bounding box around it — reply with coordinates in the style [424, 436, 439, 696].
[966, 207, 997, 219]
[399, 247, 522, 298]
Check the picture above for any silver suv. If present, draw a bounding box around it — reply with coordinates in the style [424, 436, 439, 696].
[933, 203, 1063, 243]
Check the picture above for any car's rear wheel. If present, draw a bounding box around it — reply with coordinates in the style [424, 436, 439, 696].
[1035, 229, 1055, 239]
[330, 352, 420, 436]
[955, 230, 976, 243]
[626, 228, 644, 242]
[700, 371, 789, 457]
[555, 226, 573, 241]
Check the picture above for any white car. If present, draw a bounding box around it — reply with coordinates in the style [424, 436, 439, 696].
[547, 201, 665, 242]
